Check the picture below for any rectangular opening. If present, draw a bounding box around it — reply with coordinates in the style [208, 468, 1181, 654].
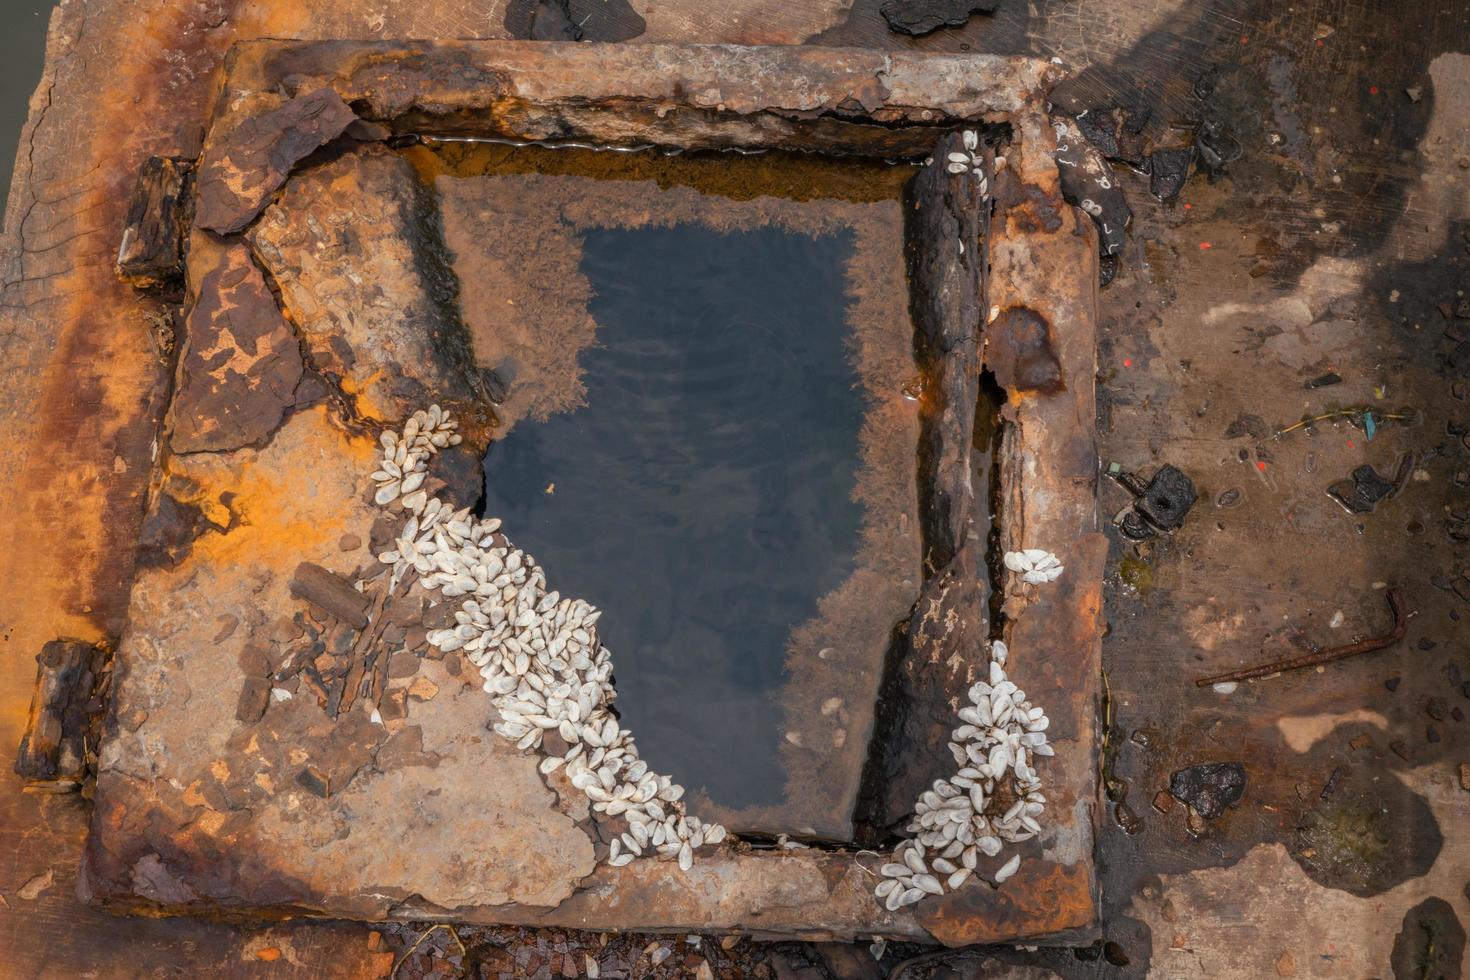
[418, 140, 931, 840]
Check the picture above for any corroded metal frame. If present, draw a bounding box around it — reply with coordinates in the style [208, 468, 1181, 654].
[86, 40, 1103, 945]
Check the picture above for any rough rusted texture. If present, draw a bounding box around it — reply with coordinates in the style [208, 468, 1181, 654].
[958, 102, 1106, 945]
[194, 87, 358, 235]
[0, 5, 898, 978]
[914, 857, 1097, 948]
[987, 305, 1064, 394]
[82, 39, 1095, 947]
[4, 0, 1467, 975]
[855, 134, 992, 836]
[212, 40, 1060, 157]
[14, 639, 109, 787]
[167, 236, 304, 453]
[247, 146, 497, 428]
[116, 156, 192, 291]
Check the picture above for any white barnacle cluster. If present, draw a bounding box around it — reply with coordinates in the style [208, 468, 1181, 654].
[942, 130, 989, 196]
[1003, 548, 1064, 585]
[371, 405, 462, 510]
[873, 637, 1054, 911]
[371, 406, 727, 871]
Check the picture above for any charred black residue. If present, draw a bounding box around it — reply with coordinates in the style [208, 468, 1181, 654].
[878, 0, 1001, 37]
[116, 156, 193, 295]
[975, 368, 1009, 639]
[1167, 761, 1245, 820]
[15, 639, 111, 786]
[1328, 462, 1400, 514]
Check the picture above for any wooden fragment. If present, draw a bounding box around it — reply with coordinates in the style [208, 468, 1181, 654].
[856, 134, 992, 836]
[116, 156, 192, 291]
[15, 639, 108, 786]
[289, 562, 371, 629]
[909, 132, 990, 575]
[235, 677, 271, 723]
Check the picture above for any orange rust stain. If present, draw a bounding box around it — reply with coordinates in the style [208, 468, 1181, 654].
[182, 780, 209, 808]
[917, 860, 1095, 947]
[0, 1, 240, 752]
[255, 947, 282, 961]
[164, 407, 377, 569]
[196, 809, 228, 836]
[338, 370, 394, 423]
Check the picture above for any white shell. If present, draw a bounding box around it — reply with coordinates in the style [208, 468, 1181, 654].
[994, 854, 1021, 883]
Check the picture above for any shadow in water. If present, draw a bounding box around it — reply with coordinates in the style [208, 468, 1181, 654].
[482, 224, 865, 811]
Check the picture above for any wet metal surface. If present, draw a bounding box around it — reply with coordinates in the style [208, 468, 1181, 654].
[481, 223, 866, 824]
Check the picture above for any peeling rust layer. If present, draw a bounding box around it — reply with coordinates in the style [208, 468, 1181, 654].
[167, 235, 304, 453]
[246, 146, 499, 429]
[194, 87, 358, 235]
[85, 40, 1098, 946]
[211, 40, 1060, 156]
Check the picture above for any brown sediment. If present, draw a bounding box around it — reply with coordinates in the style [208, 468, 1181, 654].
[405, 139, 915, 205]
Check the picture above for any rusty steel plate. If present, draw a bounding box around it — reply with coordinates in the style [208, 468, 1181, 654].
[80, 41, 1103, 945]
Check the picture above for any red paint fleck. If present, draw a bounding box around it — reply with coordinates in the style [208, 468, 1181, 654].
[1123, 358, 1133, 368]
[1240, 35, 1250, 44]
[1184, 203, 1193, 210]
[1256, 461, 1267, 472]
[1369, 85, 1379, 95]
[1346, 439, 1355, 448]
[1199, 242, 1212, 250]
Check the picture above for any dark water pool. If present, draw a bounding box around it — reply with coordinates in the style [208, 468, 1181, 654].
[482, 224, 864, 811]
[0, 1, 56, 222]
